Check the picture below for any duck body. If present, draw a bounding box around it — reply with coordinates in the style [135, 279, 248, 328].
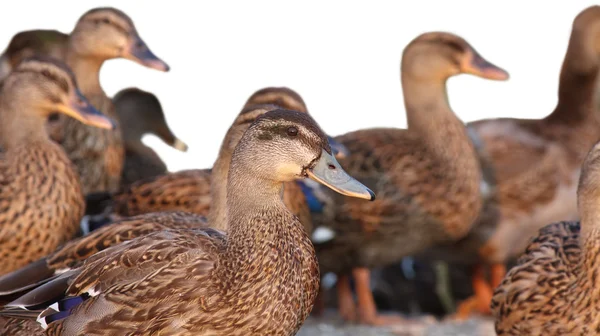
[0, 57, 115, 277]
[0, 141, 83, 275]
[315, 127, 481, 274]
[491, 141, 600, 335]
[0, 109, 373, 335]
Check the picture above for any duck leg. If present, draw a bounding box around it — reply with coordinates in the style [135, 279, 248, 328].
[352, 267, 406, 325]
[336, 274, 357, 321]
[490, 263, 506, 289]
[454, 263, 493, 319]
[433, 261, 455, 315]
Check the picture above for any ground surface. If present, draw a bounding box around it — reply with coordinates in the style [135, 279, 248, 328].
[297, 311, 496, 336]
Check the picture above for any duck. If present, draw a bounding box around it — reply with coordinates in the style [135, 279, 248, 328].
[0, 109, 375, 336]
[300, 31, 508, 325]
[429, 5, 600, 319]
[84, 87, 348, 233]
[0, 56, 115, 277]
[0, 89, 345, 300]
[490, 139, 600, 335]
[0, 7, 170, 195]
[113, 87, 188, 187]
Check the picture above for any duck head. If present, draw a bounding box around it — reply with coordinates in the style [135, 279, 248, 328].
[402, 32, 509, 81]
[2, 56, 115, 130]
[243, 86, 350, 159]
[114, 87, 187, 152]
[69, 7, 169, 71]
[232, 109, 374, 201]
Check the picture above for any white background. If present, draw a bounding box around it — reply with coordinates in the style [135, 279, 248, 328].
[2, 1, 597, 171]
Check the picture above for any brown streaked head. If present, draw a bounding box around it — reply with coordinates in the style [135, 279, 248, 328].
[114, 87, 187, 151]
[402, 31, 509, 81]
[232, 109, 375, 201]
[4, 56, 115, 130]
[69, 7, 169, 71]
[242, 87, 350, 158]
[243, 87, 308, 113]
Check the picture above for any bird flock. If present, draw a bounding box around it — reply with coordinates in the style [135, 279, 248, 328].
[0, 4, 598, 336]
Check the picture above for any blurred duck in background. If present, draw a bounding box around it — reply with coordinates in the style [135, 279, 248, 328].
[0, 57, 115, 277]
[430, 4, 600, 319]
[300, 31, 508, 326]
[0, 7, 170, 195]
[113, 87, 188, 187]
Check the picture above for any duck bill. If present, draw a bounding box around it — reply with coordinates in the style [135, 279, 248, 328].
[327, 135, 350, 159]
[57, 90, 116, 130]
[126, 36, 170, 72]
[306, 149, 375, 201]
[171, 137, 188, 152]
[462, 49, 509, 81]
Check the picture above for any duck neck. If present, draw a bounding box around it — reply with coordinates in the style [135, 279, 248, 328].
[65, 49, 105, 98]
[402, 76, 479, 174]
[221, 165, 300, 280]
[207, 151, 231, 231]
[0, 97, 48, 149]
[547, 35, 599, 126]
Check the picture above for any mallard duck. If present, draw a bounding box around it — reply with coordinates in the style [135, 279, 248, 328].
[0, 109, 374, 336]
[433, 5, 600, 318]
[0, 57, 115, 276]
[0, 7, 170, 195]
[113, 87, 188, 187]
[490, 139, 600, 335]
[301, 32, 508, 325]
[84, 87, 347, 233]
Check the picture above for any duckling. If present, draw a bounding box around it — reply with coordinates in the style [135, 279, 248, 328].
[0, 109, 374, 336]
[490, 139, 600, 335]
[304, 32, 508, 325]
[439, 5, 600, 318]
[0, 7, 170, 195]
[113, 87, 188, 187]
[0, 57, 115, 276]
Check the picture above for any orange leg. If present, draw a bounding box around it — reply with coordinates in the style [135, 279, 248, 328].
[454, 264, 493, 319]
[352, 267, 406, 325]
[490, 263, 506, 289]
[336, 274, 357, 321]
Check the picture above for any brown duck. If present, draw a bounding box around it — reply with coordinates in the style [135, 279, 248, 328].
[434, 5, 600, 318]
[302, 32, 508, 325]
[490, 140, 600, 335]
[85, 87, 348, 233]
[0, 109, 374, 336]
[0, 57, 115, 277]
[0, 7, 170, 195]
[113, 87, 188, 187]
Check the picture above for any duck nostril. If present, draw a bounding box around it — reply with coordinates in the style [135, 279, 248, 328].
[328, 164, 336, 170]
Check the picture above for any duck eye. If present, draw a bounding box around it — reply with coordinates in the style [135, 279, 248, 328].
[103, 18, 110, 24]
[286, 126, 298, 137]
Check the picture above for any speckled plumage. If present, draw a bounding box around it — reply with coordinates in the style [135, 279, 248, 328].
[491, 141, 600, 335]
[0, 7, 169, 195]
[0, 109, 368, 335]
[306, 32, 508, 324]
[0, 58, 113, 277]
